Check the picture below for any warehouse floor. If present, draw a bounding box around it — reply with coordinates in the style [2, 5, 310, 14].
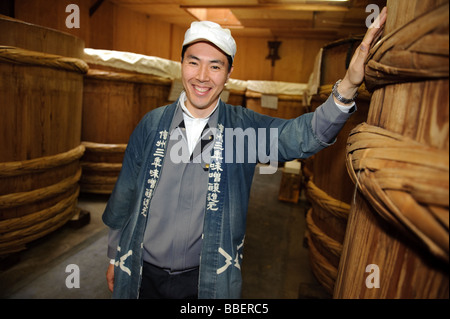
[0, 166, 330, 299]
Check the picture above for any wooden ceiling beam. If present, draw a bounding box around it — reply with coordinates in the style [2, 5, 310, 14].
[89, 0, 105, 16]
[179, 4, 349, 12]
[240, 19, 312, 28]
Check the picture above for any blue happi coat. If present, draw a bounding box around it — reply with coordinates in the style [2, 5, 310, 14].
[102, 95, 341, 299]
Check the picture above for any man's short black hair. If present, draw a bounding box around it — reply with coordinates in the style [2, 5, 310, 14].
[181, 44, 233, 72]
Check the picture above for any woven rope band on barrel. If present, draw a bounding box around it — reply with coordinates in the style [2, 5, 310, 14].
[0, 167, 82, 210]
[86, 69, 172, 85]
[0, 145, 85, 210]
[80, 141, 126, 171]
[0, 46, 89, 74]
[0, 144, 85, 178]
[305, 208, 343, 260]
[0, 188, 80, 256]
[81, 141, 127, 153]
[346, 122, 449, 263]
[364, 2, 449, 91]
[305, 209, 339, 295]
[305, 179, 350, 220]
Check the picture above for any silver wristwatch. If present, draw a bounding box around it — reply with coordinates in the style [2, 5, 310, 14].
[332, 79, 358, 104]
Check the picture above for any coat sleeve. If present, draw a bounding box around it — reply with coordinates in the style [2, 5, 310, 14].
[101, 116, 148, 230]
[311, 94, 356, 144]
[244, 94, 356, 163]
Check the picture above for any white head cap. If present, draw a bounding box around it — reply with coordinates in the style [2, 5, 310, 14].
[183, 21, 237, 61]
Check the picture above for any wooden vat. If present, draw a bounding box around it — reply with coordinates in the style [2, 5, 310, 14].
[303, 36, 372, 294]
[226, 90, 246, 107]
[335, 0, 449, 298]
[278, 160, 302, 204]
[81, 49, 176, 194]
[245, 81, 308, 119]
[0, 16, 87, 256]
[223, 79, 247, 107]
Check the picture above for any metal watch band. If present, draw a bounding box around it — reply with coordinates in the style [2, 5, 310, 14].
[332, 79, 358, 104]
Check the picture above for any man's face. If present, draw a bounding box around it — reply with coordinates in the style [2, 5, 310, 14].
[181, 41, 233, 118]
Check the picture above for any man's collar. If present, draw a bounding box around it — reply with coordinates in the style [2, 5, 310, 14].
[179, 91, 220, 120]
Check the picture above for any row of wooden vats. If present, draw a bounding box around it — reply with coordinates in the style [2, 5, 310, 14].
[0, 0, 448, 299]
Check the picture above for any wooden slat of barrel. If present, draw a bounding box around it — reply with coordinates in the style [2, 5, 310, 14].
[320, 38, 362, 87]
[223, 79, 247, 107]
[0, 14, 84, 59]
[80, 60, 172, 194]
[335, 0, 449, 298]
[245, 91, 307, 119]
[0, 16, 87, 256]
[226, 89, 246, 107]
[303, 36, 371, 295]
[80, 142, 126, 194]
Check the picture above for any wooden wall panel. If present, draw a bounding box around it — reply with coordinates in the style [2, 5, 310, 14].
[170, 24, 186, 62]
[13, 0, 329, 82]
[89, 0, 115, 50]
[232, 36, 329, 82]
[273, 38, 329, 82]
[233, 36, 273, 81]
[15, 0, 92, 47]
[113, 8, 172, 59]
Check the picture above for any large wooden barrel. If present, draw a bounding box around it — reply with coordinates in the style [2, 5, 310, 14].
[0, 16, 87, 256]
[335, 0, 449, 298]
[81, 49, 178, 194]
[223, 78, 247, 107]
[302, 36, 372, 295]
[245, 80, 308, 119]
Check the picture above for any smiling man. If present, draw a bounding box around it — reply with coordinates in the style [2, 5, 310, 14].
[103, 12, 387, 299]
[182, 42, 232, 117]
